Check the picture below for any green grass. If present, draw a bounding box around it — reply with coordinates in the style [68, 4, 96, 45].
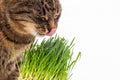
[18, 35, 81, 80]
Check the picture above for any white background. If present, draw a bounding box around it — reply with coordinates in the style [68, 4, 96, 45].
[56, 0, 120, 80]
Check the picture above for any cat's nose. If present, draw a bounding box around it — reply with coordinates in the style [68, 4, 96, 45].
[46, 28, 56, 36]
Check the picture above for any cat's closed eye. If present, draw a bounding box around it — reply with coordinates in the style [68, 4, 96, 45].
[14, 10, 31, 14]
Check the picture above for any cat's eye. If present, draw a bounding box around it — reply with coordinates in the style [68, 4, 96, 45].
[14, 10, 31, 14]
[54, 15, 58, 19]
[54, 14, 60, 19]
[41, 17, 46, 21]
[41, 16, 48, 21]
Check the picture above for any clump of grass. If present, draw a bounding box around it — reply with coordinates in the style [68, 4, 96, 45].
[18, 36, 81, 80]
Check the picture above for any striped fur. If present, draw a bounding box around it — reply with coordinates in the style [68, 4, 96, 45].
[0, 0, 61, 80]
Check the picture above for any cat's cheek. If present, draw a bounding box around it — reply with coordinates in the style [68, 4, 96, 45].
[36, 28, 48, 35]
[19, 22, 38, 36]
[24, 27, 37, 36]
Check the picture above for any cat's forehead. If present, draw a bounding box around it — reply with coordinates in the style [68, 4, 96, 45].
[7, 0, 60, 10]
[22, 0, 58, 4]
[8, 0, 59, 5]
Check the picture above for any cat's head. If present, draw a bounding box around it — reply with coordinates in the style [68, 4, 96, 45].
[1, 0, 61, 36]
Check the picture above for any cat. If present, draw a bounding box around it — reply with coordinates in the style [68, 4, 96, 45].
[0, 0, 61, 80]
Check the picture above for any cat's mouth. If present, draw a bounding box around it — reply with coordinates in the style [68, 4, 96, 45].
[36, 21, 57, 36]
[46, 28, 56, 36]
[36, 27, 57, 36]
